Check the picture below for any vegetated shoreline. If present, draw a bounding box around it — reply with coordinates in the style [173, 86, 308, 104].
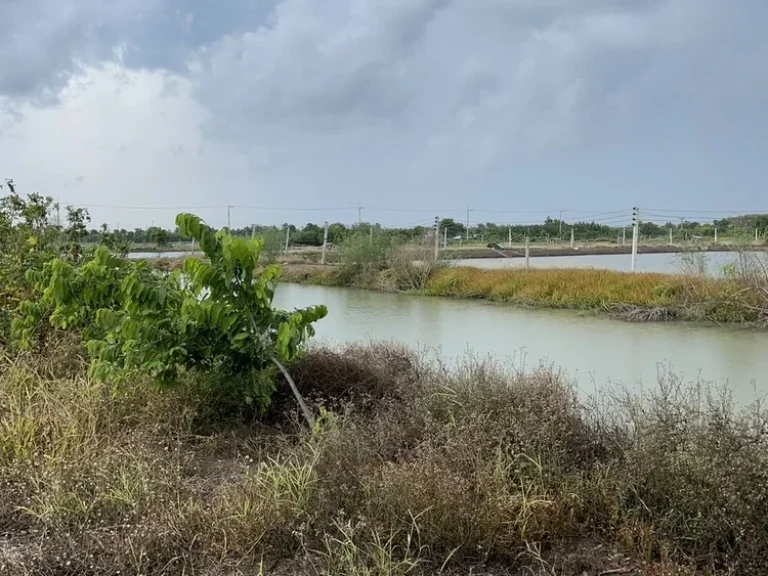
[3, 339, 768, 575]
[275, 263, 768, 327]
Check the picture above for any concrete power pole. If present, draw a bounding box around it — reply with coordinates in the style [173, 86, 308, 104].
[525, 236, 530, 269]
[358, 206, 362, 226]
[508, 227, 512, 249]
[631, 206, 640, 272]
[321, 222, 329, 265]
[434, 217, 440, 261]
[227, 205, 232, 230]
[466, 206, 471, 242]
[570, 228, 575, 249]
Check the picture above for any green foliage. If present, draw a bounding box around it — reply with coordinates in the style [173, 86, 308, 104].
[0, 191, 60, 344]
[148, 226, 171, 249]
[16, 213, 328, 410]
[98, 223, 132, 257]
[337, 230, 393, 284]
[259, 228, 285, 264]
[63, 206, 91, 262]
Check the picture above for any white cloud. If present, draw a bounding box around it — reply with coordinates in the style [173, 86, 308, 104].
[0, 64, 252, 229]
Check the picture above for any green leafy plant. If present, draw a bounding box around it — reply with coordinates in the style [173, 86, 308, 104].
[98, 223, 133, 257]
[16, 213, 328, 414]
[63, 206, 91, 262]
[337, 230, 393, 285]
[0, 189, 60, 343]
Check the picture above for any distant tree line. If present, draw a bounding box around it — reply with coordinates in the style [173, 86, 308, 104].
[68, 214, 768, 249]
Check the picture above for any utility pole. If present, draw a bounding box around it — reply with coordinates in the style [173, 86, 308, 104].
[631, 206, 640, 272]
[227, 205, 232, 230]
[443, 226, 448, 249]
[358, 206, 362, 226]
[508, 227, 512, 249]
[321, 222, 329, 265]
[669, 227, 673, 246]
[756, 228, 759, 243]
[570, 228, 575, 249]
[714, 228, 718, 244]
[466, 206, 472, 242]
[284, 226, 290, 254]
[434, 217, 440, 261]
[525, 236, 530, 269]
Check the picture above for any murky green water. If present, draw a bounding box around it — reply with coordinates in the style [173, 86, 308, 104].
[274, 283, 768, 403]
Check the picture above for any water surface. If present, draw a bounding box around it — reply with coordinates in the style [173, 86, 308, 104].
[130, 249, 748, 275]
[453, 251, 743, 274]
[274, 283, 768, 403]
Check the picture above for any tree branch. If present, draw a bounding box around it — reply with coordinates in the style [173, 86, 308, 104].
[270, 355, 315, 428]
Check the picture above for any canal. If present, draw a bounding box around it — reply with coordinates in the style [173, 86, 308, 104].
[274, 283, 768, 403]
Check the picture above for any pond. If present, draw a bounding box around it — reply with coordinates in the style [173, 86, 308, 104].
[274, 283, 768, 404]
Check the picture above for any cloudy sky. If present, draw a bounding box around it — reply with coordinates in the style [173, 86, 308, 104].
[1, 0, 767, 230]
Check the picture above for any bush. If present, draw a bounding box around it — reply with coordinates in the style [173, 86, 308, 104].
[336, 231, 393, 285]
[388, 238, 445, 291]
[14, 213, 328, 411]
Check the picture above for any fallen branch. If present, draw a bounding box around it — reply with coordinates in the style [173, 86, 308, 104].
[270, 355, 315, 428]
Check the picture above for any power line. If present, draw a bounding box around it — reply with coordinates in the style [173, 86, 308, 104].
[232, 205, 359, 212]
[50, 200, 768, 225]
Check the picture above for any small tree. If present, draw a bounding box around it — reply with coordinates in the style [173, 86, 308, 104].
[17, 213, 328, 415]
[336, 230, 393, 285]
[98, 223, 132, 257]
[0, 187, 60, 343]
[64, 206, 91, 261]
[149, 226, 170, 250]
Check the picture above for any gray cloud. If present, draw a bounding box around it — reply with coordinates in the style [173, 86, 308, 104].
[0, 0, 150, 101]
[2, 0, 768, 225]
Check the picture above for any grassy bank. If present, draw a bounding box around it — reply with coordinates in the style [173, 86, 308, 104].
[281, 264, 768, 325]
[2, 341, 768, 575]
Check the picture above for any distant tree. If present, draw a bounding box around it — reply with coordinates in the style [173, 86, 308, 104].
[439, 218, 465, 238]
[149, 227, 170, 249]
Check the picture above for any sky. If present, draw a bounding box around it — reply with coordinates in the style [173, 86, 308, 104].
[1, 0, 767, 230]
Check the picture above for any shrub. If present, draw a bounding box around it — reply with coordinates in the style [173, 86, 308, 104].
[336, 231, 393, 285]
[388, 238, 445, 291]
[15, 213, 328, 411]
[1, 342, 767, 574]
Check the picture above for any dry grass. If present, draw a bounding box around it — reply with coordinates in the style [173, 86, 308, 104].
[279, 263, 768, 325]
[2, 341, 767, 575]
[425, 267, 766, 323]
